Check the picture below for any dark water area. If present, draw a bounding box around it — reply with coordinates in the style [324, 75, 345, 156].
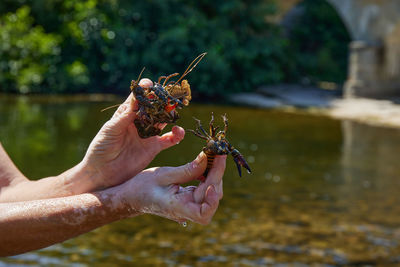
[1, 95, 400, 266]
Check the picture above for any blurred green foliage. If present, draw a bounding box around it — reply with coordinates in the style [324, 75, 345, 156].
[287, 0, 351, 84]
[0, 6, 61, 93]
[0, 0, 349, 96]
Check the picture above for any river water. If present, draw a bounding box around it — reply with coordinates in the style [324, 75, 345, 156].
[1, 95, 400, 266]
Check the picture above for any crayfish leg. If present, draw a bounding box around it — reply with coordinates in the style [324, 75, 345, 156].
[209, 112, 215, 137]
[187, 129, 208, 140]
[193, 117, 210, 138]
[162, 73, 180, 86]
[222, 113, 228, 134]
[157, 76, 166, 84]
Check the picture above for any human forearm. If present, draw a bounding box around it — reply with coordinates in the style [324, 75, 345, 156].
[0, 161, 100, 202]
[0, 142, 98, 202]
[0, 186, 140, 256]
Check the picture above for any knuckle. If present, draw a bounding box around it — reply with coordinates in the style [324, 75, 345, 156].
[183, 163, 193, 177]
[104, 120, 114, 129]
[148, 167, 160, 173]
[102, 120, 117, 134]
[150, 167, 164, 177]
[118, 103, 128, 112]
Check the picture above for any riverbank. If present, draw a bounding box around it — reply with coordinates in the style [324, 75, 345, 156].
[329, 98, 400, 128]
[230, 84, 400, 129]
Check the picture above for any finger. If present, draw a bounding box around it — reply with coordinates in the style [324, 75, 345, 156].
[174, 185, 218, 225]
[114, 77, 152, 119]
[198, 185, 219, 225]
[206, 155, 227, 184]
[194, 155, 226, 203]
[109, 77, 153, 127]
[101, 94, 135, 135]
[215, 180, 223, 200]
[155, 126, 185, 151]
[159, 152, 207, 185]
[111, 93, 135, 122]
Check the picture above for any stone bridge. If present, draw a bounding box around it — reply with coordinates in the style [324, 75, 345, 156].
[284, 0, 400, 98]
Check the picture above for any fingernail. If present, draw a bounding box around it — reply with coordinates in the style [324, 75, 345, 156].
[207, 184, 216, 196]
[209, 184, 216, 192]
[171, 126, 185, 145]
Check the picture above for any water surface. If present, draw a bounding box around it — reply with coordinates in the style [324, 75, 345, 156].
[1, 95, 400, 266]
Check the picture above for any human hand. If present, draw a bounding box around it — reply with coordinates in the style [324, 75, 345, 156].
[120, 152, 226, 225]
[81, 79, 185, 191]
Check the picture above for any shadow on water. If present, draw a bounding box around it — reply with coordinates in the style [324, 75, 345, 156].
[1, 95, 400, 266]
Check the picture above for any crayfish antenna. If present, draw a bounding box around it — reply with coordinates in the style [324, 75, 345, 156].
[173, 52, 207, 86]
[100, 104, 121, 112]
[131, 67, 146, 91]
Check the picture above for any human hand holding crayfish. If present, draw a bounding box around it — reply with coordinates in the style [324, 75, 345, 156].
[81, 79, 185, 191]
[77, 53, 206, 192]
[118, 152, 226, 225]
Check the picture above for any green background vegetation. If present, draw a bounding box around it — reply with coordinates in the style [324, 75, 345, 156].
[0, 0, 350, 97]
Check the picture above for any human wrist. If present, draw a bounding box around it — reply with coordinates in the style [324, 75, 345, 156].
[61, 160, 103, 195]
[108, 182, 144, 218]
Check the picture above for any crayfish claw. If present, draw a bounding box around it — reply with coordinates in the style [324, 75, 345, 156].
[233, 157, 243, 177]
[232, 149, 251, 177]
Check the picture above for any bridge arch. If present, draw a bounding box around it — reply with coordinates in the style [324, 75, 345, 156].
[282, 0, 351, 85]
[282, 0, 400, 97]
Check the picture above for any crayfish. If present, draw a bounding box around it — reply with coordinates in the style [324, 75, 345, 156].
[130, 52, 206, 138]
[188, 113, 252, 177]
[102, 52, 206, 138]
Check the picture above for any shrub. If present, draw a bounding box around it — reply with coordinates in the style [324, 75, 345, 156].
[0, 6, 61, 93]
[0, 0, 288, 97]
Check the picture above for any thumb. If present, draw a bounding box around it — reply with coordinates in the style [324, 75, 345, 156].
[102, 94, 136, 136]
[109, 78, 156, 131]
[111, 93, 136, 122]
[160, 152, 207, 185]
